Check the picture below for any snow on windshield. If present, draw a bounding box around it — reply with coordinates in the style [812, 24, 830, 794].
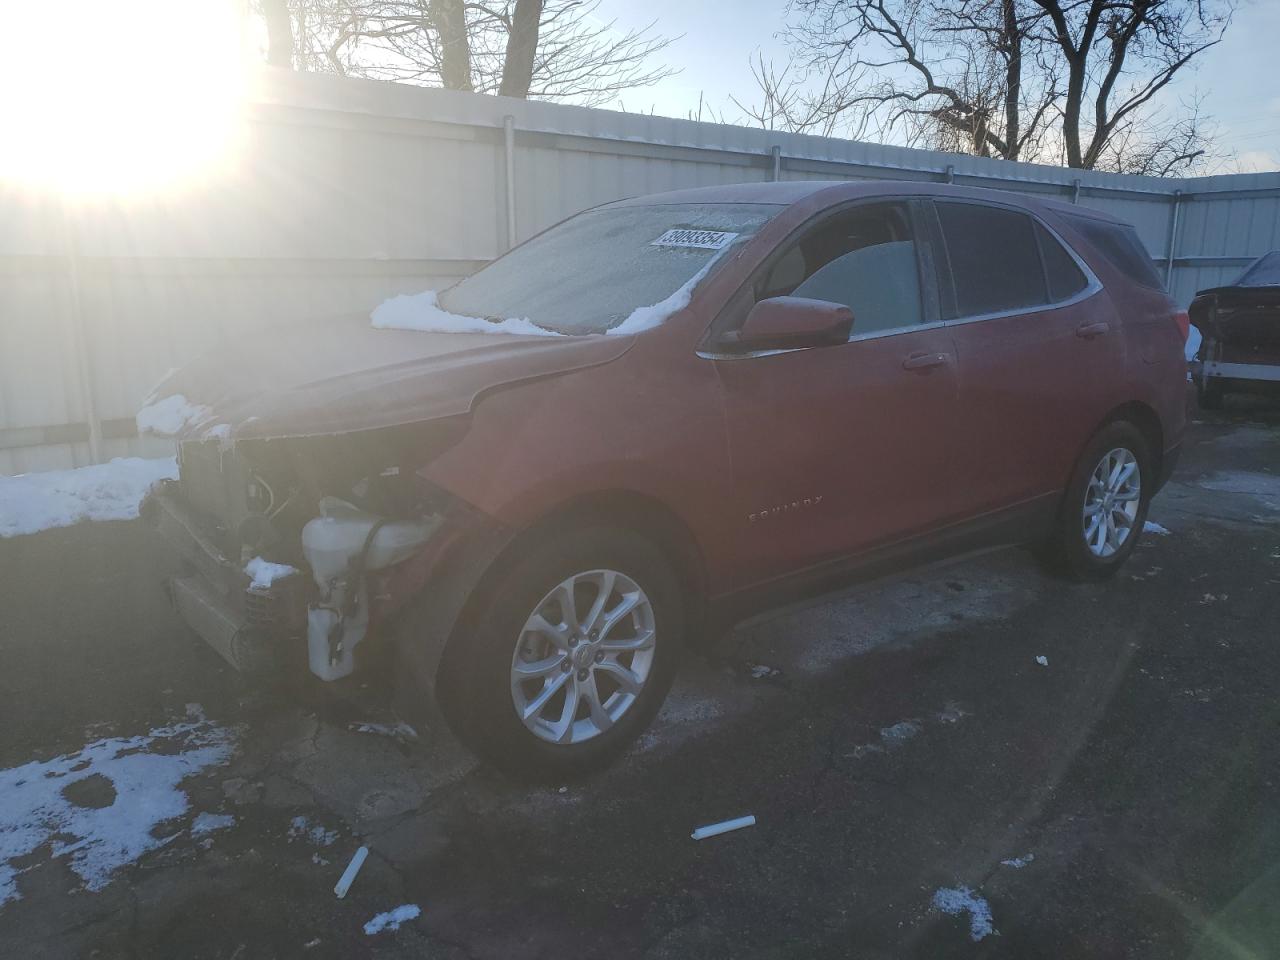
[372, 202, 779, 337]
[371, 290, 560, 336]
[373, 253, 725, 338]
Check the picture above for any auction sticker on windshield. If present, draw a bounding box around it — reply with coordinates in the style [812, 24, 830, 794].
[651, 228, 740, 250]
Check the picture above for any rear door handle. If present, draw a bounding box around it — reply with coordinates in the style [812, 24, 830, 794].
[902, 352, 950, 371]
[1075, 320, 1111, 338]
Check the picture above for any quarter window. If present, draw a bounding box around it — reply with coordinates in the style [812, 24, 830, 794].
[936, 202, 1047, 317]
[1061, 214, 1163, 290]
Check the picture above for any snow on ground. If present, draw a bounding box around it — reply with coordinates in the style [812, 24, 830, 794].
[288, 815, 337, 847]
[135, 393, 211, 436]
[0, 715, 236, 907]
[371, 291, 558, 337]
[363, 904, 421, 935]
[244, 557, 299, 589]
[932, 886, 996, 941]
[0, 457, 177, 538]
[846, 704, 969, 760]
[1143, 521, 1172, 536]
[879, 720, 922, 745]
[191, 812, 236, 836]
[1000, 853, 1035, 869]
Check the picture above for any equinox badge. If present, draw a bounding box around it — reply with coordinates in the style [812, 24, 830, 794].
[749, 495, 824, 523]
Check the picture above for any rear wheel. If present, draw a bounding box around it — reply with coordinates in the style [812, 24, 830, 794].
[441, 526, 683, 780]
[1039, 421, 1152, 581]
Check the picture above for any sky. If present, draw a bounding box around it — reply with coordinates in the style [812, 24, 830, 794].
[595, 0, 1280, 173]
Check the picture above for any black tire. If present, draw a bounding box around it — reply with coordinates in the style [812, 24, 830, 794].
[1038, 421, 1153, 582]
[440, 525, 684, 780]
[1197, 378, 1225, 410]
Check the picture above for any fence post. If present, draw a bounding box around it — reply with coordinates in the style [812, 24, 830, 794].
[63, 209, 104, 465]
[503, 115, 517, 250]
[944, 164, 955, 184]
[1071, 178, 1081, 204]
[1164, 189, 1183, 287]
[769, 145, 782, 181]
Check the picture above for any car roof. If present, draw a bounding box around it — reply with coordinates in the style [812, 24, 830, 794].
[608, 178, 1127, 224]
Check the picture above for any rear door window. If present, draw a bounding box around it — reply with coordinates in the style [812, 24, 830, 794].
[936, 202, 1048, 317]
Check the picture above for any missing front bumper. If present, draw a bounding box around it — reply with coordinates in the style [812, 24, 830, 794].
[143, 481, 305, 674]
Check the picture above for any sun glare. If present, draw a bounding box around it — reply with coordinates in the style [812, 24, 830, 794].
[0, 0, 250, 197]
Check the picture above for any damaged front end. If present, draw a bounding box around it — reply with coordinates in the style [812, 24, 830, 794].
[142, 418, 471, 681]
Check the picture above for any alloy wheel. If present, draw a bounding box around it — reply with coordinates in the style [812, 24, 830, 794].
[510, 569, 656, 745]
[1082, 446, 1142, 558]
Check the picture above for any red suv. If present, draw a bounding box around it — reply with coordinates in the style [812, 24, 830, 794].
[143, 181, 1187, 777]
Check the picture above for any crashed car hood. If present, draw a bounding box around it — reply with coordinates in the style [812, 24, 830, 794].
[147, 315, 634, 440]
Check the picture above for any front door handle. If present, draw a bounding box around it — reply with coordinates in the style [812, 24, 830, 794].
[902, 352, 950, 371]
[1075, 320, 1111, 338]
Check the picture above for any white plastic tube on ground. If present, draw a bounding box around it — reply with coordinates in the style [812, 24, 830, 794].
[334, 846, 369, 899]
[691, 815, 756, 840]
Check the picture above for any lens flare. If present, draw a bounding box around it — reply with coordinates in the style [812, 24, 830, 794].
[0, 0, 250, 196]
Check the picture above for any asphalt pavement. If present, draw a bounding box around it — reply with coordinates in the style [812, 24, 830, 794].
[1, 394, 1278, 959]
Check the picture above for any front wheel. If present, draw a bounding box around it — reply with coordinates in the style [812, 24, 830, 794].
[440, 526, 683, 780]
[1038, 421, 1152, 581]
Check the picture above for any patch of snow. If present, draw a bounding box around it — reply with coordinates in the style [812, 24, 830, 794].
[371, 290, 559, 337]
[288, 815, 337, 847]
[608, 255, 721, 336]
[936, 701, 969, 724]
[0, 716, 235, 906]
[348, 721, 419, 744]
[191, 812, 235, 836]
[879, 720, 922, 744]
[244, 557, 298, 589]
[0, 457, 178, 538]
[1000, 853, 1035, 868]
[1035, 655, 1049, 667]
[135, 393, 211, 436]
[1143, 521, 1172, 536]
[845, 743, 886, 760]
[363, 904, 421, 935]
[748, 663, 780, 679]
[932, 886, 996, 941]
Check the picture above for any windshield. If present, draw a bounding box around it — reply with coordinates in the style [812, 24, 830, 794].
[439, 202, 780, 335]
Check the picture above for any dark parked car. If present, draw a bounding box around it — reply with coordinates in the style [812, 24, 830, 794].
[1189, 250, 1280, 408]
[141, 181, 1188, 778]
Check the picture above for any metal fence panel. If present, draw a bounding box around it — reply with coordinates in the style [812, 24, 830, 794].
[3, 67, 1280, 473]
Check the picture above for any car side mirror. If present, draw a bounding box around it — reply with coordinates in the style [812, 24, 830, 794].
[723, 296, 855, 352]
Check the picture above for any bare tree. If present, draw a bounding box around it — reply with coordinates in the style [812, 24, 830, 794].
[765, 0, 1234, 173]
[271, 0, 675, 106]
[261, 0, 296, 68]
[499, 0, 542, 97]
[731, 52, 871, 138]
